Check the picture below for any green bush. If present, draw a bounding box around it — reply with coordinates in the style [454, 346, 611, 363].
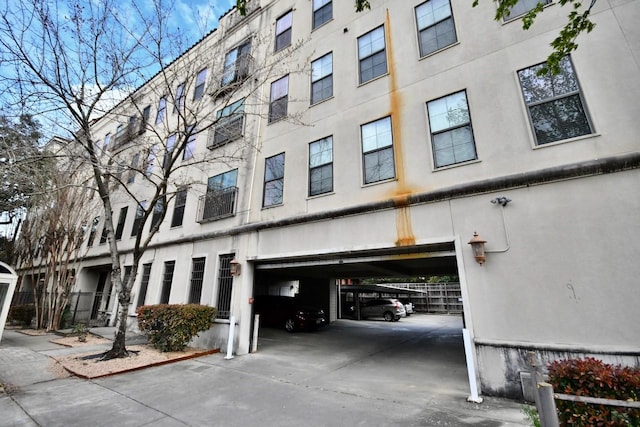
[136, 304, 217, 352]
[548, 357, 640, 426]
[8, 304, 35, 326]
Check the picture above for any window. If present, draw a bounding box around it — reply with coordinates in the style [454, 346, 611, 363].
[263, 153, 285, 207]
[504, 0, 551, 21]
[275, 11, 293, 51]
[309, 136, 333, 196]
[188, 257, 206, 304]
[358, 26, 387, 84]
[311, 53, 333, 104]
[216, 254, 235, 319]
[87, 216, 100, 247]
[269, 75, 289, 123]
[210, 99, 245, 148]
[163, 134, 176, 170]
[122, 265, 133, 288]
[201, 170, 238, 221]
[184, 127, 196, 160]
[127, 153, 139, 184]
[114, 207, 128, 240]
[145, 144, 157, 176]
[222, 41, 251, 87]
[518, 57, 592, 145]
[313, 0, 332, 29]
[131, 201, 146, 237]
[114, 124, 125, 147]
[151, 199, 164, 229]
[415, 0, 457, 57]
[427, 90, 477, 168]
[174, 82, 185, 113]
[136, 263, 152, 308]
[160, 261, 175, 304]
[99, 222, 108, 244]
[139, 106, 151, 134]
[361, 117, 395, 184]
[155, 97, 166, 124]
[102, 133, 111, 151]
[193, 68, 208, 100]
[171, 187, 187, 227]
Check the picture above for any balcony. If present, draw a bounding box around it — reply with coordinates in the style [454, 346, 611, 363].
[198, 187, 238, 222]
[207, 115, 244, 149]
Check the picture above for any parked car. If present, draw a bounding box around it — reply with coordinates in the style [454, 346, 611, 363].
[253, 295, 326, 332]
[402, 301, 414, 316]
[360, 298, 406, 321]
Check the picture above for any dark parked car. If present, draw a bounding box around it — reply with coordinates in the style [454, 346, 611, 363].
[360, 298, 406, 321]
[253, 295, 326, 332]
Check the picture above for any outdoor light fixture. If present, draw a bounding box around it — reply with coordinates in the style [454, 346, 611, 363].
[468, 232, 487, 265]
[230, 258, 241, 276]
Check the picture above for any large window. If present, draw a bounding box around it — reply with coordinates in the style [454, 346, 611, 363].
[211, 99, 244, 148]
[361, 117, 395, 184]
[193, 68, 208, 100]
[222, 41, 251, 87]
[313, 0, 332, 29]
[311, 53, 333, 104]
[188, 257, 206, 304]
[275, 11, 293, 51]
[160, 261, 175, 304]
[171, 187, 187, 227]
[136, 263, 152, 308]
[131, 201, 146, 236]
[114, 207, 128, 240]
[309, 136, 333, 196]
[504, 0, 551, 21]
[358, 26, 387, 84]
[201, 169, 238, 221]
[518, 57, 592, 145]
[263, 153, 285, 207]
[415, 0, 457, 57]
[427, 90, 477, 168]
[155, 97, 166, 124]
[216, 254, 235, 319]
[269, 76, 289, 123]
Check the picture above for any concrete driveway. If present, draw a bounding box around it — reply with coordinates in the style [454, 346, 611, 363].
[1, 315, 529, 426]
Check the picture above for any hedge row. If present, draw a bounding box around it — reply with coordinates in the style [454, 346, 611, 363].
[548, 357, 640, 426]
[136, 304, 217, 352]
[8, 304, 35, 325]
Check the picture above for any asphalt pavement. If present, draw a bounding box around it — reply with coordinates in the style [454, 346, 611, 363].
[0, 315, 531, 426]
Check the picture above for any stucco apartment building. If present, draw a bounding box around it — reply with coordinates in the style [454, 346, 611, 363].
[19, 0, 640, 399]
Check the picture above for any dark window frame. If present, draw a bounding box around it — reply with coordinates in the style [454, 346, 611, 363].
[188, 257, 206, 304]
[312, 0, 332, 29]
[160, 260, 175, 304]
[275, 11, 293, 52]
[263, 153, 285, 207]
[193, 68, 208, 100]
[216, 254, 235, 319]
[361, 116, 396, 184]
[415, 0, 458, 58]
[358, 25, 387, 84]
[114, 206, 128, 240]
[309, 136, 333, 196]
[311, 52, 333, 105]
[269, 75, 289, 123]
[171, 187, 187, 228]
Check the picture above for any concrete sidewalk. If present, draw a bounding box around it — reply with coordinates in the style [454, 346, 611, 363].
[0, 325, 531, 426]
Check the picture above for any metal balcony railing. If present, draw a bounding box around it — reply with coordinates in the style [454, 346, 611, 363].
[197, 187, 238, 222]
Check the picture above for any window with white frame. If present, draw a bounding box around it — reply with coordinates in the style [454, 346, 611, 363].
[269, 75, 288, 123]
[155, 97, 166, 124]
[415, 0, 457, 57]
[275, 11, 293, 51]
[212, 99, 244, 148]
[309, 136, 333, 196]
[263, 153, 285, 207]
[504, 0, 551, 21]
[518, 57, 592, 145]
[193, 68, 208, 100]
[358, 26, 387, 84]
[311, 53, 333, 104]
[427, 90, 477, 168]
[222, 41, 251, 87]
[313, 0, 332, 29]
[361, 117, 395, 184]
[174, 82, 185, 113]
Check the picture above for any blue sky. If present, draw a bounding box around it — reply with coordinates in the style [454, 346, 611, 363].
[165, 0, 235, 40]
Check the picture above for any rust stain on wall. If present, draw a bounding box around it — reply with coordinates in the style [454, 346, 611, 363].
[386, 9, 416, 247]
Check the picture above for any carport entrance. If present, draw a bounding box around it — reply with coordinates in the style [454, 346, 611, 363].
[250, 240, 480, 401]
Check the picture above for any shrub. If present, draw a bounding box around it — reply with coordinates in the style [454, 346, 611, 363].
[137, 304, 217, 352]
[8, 304, 35, 326]
[548, 357, 640, 426]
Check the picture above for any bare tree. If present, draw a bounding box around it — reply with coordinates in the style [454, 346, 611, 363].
[1, 0, 307, 358]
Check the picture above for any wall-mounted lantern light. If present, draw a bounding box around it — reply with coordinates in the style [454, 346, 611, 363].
[468, 232, 487, 265]
[230, 258, 241, 276]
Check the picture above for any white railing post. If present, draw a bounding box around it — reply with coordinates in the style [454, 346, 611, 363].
[225, 316, 236, 360]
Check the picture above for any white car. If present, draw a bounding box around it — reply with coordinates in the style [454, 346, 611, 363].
[403, 301, 414, 316]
